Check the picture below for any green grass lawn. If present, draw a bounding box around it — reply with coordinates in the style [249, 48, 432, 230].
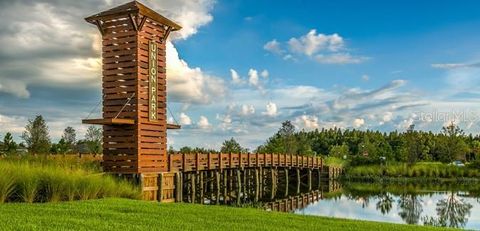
[0, 198, 449, 231]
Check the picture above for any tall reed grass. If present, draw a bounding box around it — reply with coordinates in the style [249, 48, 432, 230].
[0, 157, 140, 203]
[345, 162, 480, 179]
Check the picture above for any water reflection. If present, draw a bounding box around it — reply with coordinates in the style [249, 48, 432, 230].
[423, 192, 473, 228]
[294, 182, 480, 229]
[376, 192, 394, 215]
[398, 194, 423, 224]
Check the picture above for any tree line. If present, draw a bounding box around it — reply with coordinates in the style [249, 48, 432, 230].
[3, 115, 480, 165]
[256, 121, 479, 164]
[176, 120, 480, 165]
[0, 115, 102, 156]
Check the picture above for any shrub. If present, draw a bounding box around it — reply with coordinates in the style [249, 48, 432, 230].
[349, 156, 381, 167]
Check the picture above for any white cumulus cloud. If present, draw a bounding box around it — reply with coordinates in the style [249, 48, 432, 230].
[166, 42, 226, 104]
[179, 112, 192, 125]
[264, 29, 367, 65]
[263, 39, 284, 54]
[288, 30, 344, 56]
[230, 69, 243, 85]
[263, 102, 278, 117]
[295, 115, 319, 130]
[315, 53, 369, 64]
[240, 105, 255, 116]
[197, 116, 210, 129]
[353, 118, 365, 128]
[248, 69, 259, 87]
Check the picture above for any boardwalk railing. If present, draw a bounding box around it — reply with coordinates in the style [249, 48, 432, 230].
[168, 153, 323, 172]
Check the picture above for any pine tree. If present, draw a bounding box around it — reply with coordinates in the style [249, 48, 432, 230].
[220, 138, 247, 153]
[21, 115, 51, 154]
[85, 126, 102, 156]
[3, 132, 17, 155]
[62, 126, 77, 153]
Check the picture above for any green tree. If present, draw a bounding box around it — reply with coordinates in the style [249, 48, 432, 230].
[51, 138, 70, 154]
[329, 143, 349, 158]
[85, 126, 102, 156]
[3, 132, 17, 155]
[21, 115, 51, 154]
[179, 146, 193, 153]
[440, 123, 469, 162]
[62, 126, 76, 153]
[278, 120, 296, 154]
[220, 138, 247, 153]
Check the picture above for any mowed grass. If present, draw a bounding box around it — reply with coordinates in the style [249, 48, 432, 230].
[0, 198, 448, 231]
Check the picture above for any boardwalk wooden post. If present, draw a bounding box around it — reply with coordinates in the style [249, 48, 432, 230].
[215, 171, 220, 204]
[219, 153, 223, 169]
[157, 173, 163, 202]
[175, 172, 182, 202]
[199, 171, 204, 204]
[284, 168, 289, 197]
[191, 173, 196, 203]
[296, 168, 301, 194]
[308, 169, 312, 191]
[270, 168, 275, 200]
[243, 169, 247, 200]
[317, 168, 321, 189]
[223, 170, 228, 203]
[236, 169, 241, 205]
[209, 171, 214, 201]
[254, 168, 259, 202]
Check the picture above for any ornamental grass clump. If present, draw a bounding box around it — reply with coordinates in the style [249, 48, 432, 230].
[0, 158, 141, 203]
[0, 164, 16, 203]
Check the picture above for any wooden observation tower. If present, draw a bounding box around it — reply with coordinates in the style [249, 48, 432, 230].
[83, 1, 181, 174]
[83, 1, 333, 203]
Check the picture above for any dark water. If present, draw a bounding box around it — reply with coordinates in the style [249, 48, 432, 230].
[295, 182, 480, 229]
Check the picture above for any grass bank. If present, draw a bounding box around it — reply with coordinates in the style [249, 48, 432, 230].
[0, 198, 448, 231]
[0, 156, 140, 203]
[344, 162, 480, 182]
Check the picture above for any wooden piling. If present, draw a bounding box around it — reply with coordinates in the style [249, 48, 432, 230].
[191, 173, 196, 203]
[199, 172, 204, 204]
[284, 168, 289, 197]
[175, 172, 182, 202]
[308, 169, 312, 191]
[296, 168, 300, 194]
[254, 168, 259, 202]
[236, 169, 241, 205]
[223, 170, 228, 203]
[215, 171, 220, 204]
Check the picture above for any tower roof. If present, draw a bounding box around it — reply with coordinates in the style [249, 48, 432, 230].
[85, 1, 181, 31]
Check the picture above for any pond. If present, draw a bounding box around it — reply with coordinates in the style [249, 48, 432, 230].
[295, 182, 480, 229]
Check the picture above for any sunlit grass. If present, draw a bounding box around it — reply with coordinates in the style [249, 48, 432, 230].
[0, 156, 141, 203]
[0, 198, 447, 231]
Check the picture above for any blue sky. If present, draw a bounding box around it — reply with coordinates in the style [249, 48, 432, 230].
[1, 0, 480, 150]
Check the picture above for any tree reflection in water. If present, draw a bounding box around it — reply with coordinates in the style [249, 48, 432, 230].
[423, 192, 473, 228]
[398, 194, 423, 225]
[376, 192, 394, 215]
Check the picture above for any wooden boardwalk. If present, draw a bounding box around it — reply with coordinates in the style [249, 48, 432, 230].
[168, 153, 323, 172]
